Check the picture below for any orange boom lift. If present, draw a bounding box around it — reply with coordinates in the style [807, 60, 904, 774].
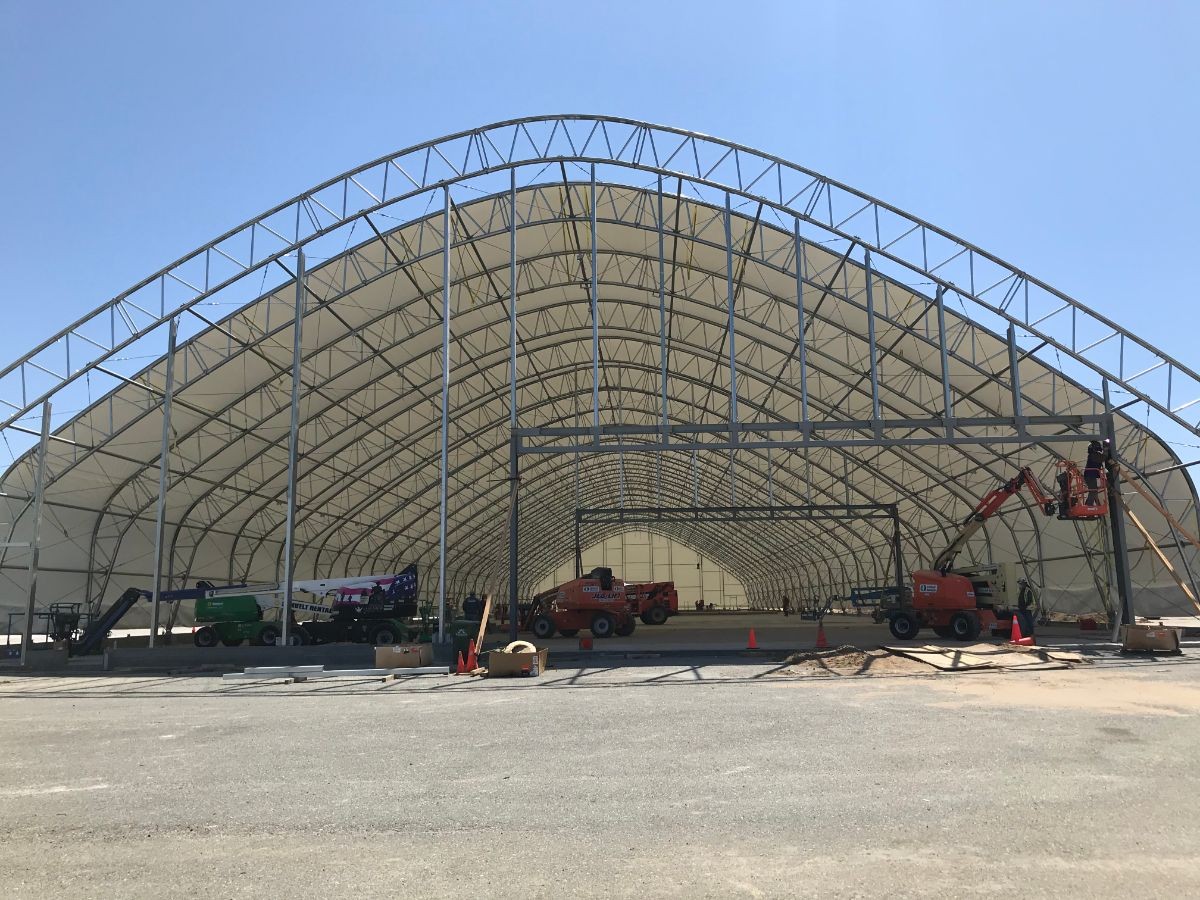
[883, 459, 1108, 642]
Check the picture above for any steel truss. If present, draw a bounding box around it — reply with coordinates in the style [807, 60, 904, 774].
[3, 116, 1199, 441]
[0, 116, 1195, 655]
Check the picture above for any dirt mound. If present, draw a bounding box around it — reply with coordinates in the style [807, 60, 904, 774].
[778, 645, 932, 676]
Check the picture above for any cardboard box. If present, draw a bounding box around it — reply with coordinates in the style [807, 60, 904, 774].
[375, 644, 434, 668]
[487, 647, 549, 678]
[1121, 624, 1182, 654]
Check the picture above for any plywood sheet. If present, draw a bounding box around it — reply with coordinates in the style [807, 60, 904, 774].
[883, 643, 1072, 671]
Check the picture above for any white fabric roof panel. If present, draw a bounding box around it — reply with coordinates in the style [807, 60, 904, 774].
[0, 181, 1196, 626]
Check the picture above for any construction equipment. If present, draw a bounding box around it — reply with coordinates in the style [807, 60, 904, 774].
[624, 580, 679, 625]
[193, 565, 420, 648]
[797, 596, 834, 620]
[293, 565, 419, 646]
[526, 567, 637, 638]
[68, 567, 421, 653]
[879, 462, 1107, 642]
[74, 588, 154, 655]
[846, 585, 902, 615]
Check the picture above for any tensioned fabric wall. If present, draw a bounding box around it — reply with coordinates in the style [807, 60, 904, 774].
[0, 117, 1196, 625]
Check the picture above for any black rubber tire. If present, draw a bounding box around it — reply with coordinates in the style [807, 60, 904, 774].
[193, 626, 219, 648]
[968, 613, 983, 640]
[256, 625, 280, 647]
[615, 618, 636, 637]
[559, 629, 579, 637]
[888, 612, 920, 641]
[931, 625, 954, 639]
[590, 612, 616, 638]
[371, 626, 399, 646]
[287, 629, 310, 646]
[219, 637, 244, 647]
[531, 615, 557, 639]
[644, 605, 669, 626]
[950, 614, 969, 643]
[639, 614, 652, 625]
[949, 612, 975, 641]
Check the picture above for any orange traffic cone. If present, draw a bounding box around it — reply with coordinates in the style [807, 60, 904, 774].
[815, 621, 829, 649]
[1009, 615, 1034, 646]
[455, 651, 467, 674]
[466, 639, 478, 671]
[747, 628, 759, 650]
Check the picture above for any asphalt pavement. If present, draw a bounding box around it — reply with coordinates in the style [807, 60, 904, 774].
[1, 654, 1199, 899]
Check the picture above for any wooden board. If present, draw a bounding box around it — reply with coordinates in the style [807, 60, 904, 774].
[474, 593, 493, 653]
[883, 643, 1072, 671]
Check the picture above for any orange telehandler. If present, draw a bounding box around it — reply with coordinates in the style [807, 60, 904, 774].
[526, 567, 638, 639]
[880, 458, 1108, 642]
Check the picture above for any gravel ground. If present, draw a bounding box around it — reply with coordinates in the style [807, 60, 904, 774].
[1, 655, 1199, 899]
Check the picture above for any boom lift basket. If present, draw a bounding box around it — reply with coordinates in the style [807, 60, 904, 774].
[1055, 460, 1108, 520]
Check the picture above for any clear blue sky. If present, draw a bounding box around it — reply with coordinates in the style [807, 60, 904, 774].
[1, 0, 1197, 377]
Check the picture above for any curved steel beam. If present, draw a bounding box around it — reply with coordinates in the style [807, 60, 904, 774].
[2, 114, 1196, 451]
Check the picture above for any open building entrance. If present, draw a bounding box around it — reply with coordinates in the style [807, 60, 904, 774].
[566, 504, 904, 617]
[537, 530, 752, 611]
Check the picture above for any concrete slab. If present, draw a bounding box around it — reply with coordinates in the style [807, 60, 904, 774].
[104, 643, 376, 671]
[221, 666, 451, 681]
[2, 662, 1200, 898]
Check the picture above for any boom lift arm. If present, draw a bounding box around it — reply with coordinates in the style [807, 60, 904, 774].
[931, 467, 1057, 572]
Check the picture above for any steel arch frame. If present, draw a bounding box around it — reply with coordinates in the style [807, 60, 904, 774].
[58, 188, 1113, 604]
[2, 115, 1197, 444]
[1, 116, 1195, 631]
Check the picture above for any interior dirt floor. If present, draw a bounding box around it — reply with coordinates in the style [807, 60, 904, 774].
[2, 653, 1199, 899]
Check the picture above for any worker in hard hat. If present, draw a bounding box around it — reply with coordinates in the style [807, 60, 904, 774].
[462, 592, 484, 621]
[1085, 440, 1107, 505]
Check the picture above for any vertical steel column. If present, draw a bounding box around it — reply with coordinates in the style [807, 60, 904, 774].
[618, 454, 626, 508]
[573, 452, 581, 509]
[795, 220, 812, 504]
[890, 504, 905, 598]
[19, 400, 51, 666]
[1007, 323, 1025, 434]
[508, 169, 521, 640]
[804, 453, 813, 506]
[590, 164, 600, 445]
[657, 175, 669, 444]
[280, 250, 305, 648]
[509, 170, 519, 439]
[723, 193, 740, 441]
[1103, 380, 1135, 634]
[767, 446, 774, 507]
[691, 449, 700, 506]
[724, 194, 740, 505]
[572, 451, 581, 578]
[936, 286, 953, 439]
[149, 317, 178, 648]
[438, 186, 452, 642]
[574, 511, 582, 580]
[863, 249, 881, 429]
[508, 434, 519, 640]
[729, 448, 737, 505]
[794, 220, 810, 424]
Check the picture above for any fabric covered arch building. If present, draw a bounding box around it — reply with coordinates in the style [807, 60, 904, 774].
[1, 115, 1197, 630]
